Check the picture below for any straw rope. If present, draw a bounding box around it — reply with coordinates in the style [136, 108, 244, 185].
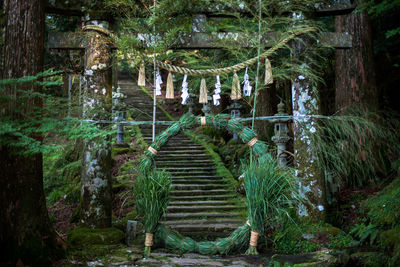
[248, 138, 258, 147]
[249, 231, 259, 247]
[148, 146, 158, 155]
[143, 27, 316, 76]
[84, 24, 317, 76]
[145, 233, 154, 247]
[200, 116, 206, 126]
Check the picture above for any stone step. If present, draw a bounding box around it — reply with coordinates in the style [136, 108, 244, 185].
[170, 189, 230, 196]
[162, 218, 244, 225]
[158, 147, 205, 152]
[167, 205, 245, 212]
[167, 223, 241, 233]
[171, 179, 226, 184]
[156, 159, 214, 164]
[169, 200, 238, 206]
[157, 150, 207, 155]
[170, 194, 236, 201]
[164, 212, 243, 220]
[172, 184, 230, 190]
[155, 155, 210, 161]
[171, 175, 224, 180]
[144, 137, 194, 143]
[167, 172, 217, 178]
[163, 167, 216, 172]
[158, 164, 214, 169]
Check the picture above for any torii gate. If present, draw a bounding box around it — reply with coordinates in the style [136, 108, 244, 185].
[46, 1, 357, 226]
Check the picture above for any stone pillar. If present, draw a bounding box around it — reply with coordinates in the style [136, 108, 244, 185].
[292, 67, 326, 222]
[81, 19, 113, 228]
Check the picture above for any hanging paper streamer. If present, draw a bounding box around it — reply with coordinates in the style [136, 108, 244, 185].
[199, 77, 208, 104]
[166, 72, 174, 99]
[138, 63, 146, 86]
[213, 75, 221, 106]
[231, 72, 242, 100]
[181, 74, 189, 105]
[155, 68, 162, 96]
[242, 67, 252, 97]
[265, 58, 273, 85]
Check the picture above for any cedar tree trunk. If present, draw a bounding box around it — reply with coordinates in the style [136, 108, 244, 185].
[335, 4, 378, 111]
[0, 1, 61, 266]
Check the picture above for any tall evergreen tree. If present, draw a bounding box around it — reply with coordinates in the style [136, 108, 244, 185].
[0, 0, 60, 265]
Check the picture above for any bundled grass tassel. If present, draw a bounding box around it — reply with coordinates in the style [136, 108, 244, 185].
[227, 118, 244, 135]
[212, 114, 231, 129]
[166, 72, 174, 99]
[251, 140, 269, 158]
[238, 127, 257, 143]
[138, 63, 146, 86]
[231, 72, 242, 100]
[137, 154, 155, 175]
[199, 77, 208, 104]
[265, 58, 273, 85]
[242, 157, 303, 255]
[134, 170, 171, 257]
[178, 113, 198, 130]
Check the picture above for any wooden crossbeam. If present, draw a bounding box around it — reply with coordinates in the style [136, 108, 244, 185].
[45, 2, 357, 16]
[48, 31, 352, 50]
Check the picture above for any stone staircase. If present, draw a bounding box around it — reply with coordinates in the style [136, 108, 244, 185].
[119, 77, 246, 239]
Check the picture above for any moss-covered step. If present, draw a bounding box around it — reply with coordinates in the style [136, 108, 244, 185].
[170, 194, 237, 201]
[164, 211, 244, 220]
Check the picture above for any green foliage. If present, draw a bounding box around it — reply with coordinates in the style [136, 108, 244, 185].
[363, 179, 400, 227]
[68, 227, 124, 246]
[133, 170, 171, 234]
[0, 70, 115, 157]
[311, 108, 400, 188]
[243, 156, 303, 232]
[242, 156, 303, 254]
[350, 178, 400, 247]
[348, 178, 400, 266]
[273, 222, 354, 254]
[350, 223, 380, 246]
[107, 0, 327, 104]
[360, 0, 400, 39]
[43, 142, 82, 205]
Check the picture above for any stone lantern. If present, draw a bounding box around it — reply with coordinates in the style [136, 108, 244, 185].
[201, 95, 212, 116]
[229, 100, 242, 139]
[272, 101, 291, 166]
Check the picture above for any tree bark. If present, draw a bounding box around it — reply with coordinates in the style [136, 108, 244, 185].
[335, 5, 378, 111]
[254, 83, 277, 141]
[0, 0, 60, 266]
[80, 21, 113, 228]
[291, 38, 326, 223]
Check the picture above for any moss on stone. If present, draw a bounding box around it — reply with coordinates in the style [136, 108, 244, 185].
[112, 146, 132, 156]
[380, 227, 400, 265]
[67, 227, 124, 250]
[271, 249, 349, 267]
[380, 227, 400, 247]
[350, 251, 387, 267]
[316, 226, 341, 237]
[362, 178, 400, 227]
[112, 210, 139, 232]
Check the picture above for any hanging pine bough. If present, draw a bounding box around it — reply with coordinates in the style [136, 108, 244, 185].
[135, 113, 298, 256]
